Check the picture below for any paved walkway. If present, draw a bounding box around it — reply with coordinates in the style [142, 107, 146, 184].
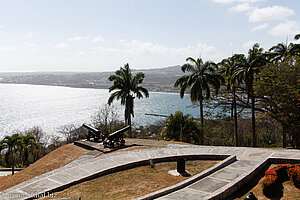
[0, 143, 299, 200]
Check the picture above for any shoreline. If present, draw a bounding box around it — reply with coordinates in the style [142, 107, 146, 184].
[0, 82, 181, 95]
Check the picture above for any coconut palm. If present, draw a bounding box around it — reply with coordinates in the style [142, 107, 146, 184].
[2, 134, 22, 175]
[219, 54, 245, 146]
[108, 63, 149, 137]
[21, 134, 38, 167]
[0, 141, 4, 154]
[235, 43, 267, 147]
[269, 42, 300, 62]
[174, 57, 224, 143]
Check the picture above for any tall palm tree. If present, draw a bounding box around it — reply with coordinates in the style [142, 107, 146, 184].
[269, 42, 300, 62]
[108, 63, 149, 137]
[219, 54, 245, 146]
[235, 44, 267, 147]
[174, 57, 224, 143]
[2, 134, 22, 175]
[21, 134, 38, 167]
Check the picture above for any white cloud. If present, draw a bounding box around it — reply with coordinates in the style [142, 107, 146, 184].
[120, 40, 223, 61]
[248, 6, 294, 22]
[92, 47, 119, 54]
[53, 43, 67, 49]
[0, 25, 3, 29]
[76, 51, 86, 56]
[269, 21, 300, 37]
[24, 32, 34, 39]
[213, 0, 263, 4]
[243, 40, 257, 48]
[92, 36, 105, 42]
[251, 23, 269, 31]
[23, 42, 39, 52]
[229, 3, 252, 12]
[67, 36, 89, 41]
[0, 46, 18, 52]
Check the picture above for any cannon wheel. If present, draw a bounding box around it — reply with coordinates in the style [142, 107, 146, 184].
[121, 139, 125, 146]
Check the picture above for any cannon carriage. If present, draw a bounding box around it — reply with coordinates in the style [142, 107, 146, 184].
[82, 124, 105, 142]
[82, 124, 130, 148]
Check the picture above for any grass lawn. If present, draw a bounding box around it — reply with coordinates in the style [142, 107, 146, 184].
[230, 164, 300, 200]
[40, 160, 220, 200]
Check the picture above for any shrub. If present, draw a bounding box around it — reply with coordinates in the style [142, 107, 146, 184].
[287, 165, 300, 187]
[262, 164, 300, 195]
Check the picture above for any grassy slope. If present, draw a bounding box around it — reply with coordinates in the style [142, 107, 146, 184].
[41, 160, 219, 200]
[0, 144, 90, 191]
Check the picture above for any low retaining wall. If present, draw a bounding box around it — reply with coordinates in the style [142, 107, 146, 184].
[135, 155, 236, 200]
[0, 168, 23, 171]
[28, 154, 232, 200]
[205, 157, 300, 200]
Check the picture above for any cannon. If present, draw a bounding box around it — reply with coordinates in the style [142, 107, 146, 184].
[82, 124, 105, 142]
[103, 125, 130, 148]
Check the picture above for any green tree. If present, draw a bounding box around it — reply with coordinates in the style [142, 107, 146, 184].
[108, 63, 149, 137]
[174, 57, 224, 143]
[219, 54, 245, 146]
[161, 111, 203, 144]
[235, 44, 267, 147]
[2, 134, 22, 175]
[254, 56, 300, 148]
[21, 134, 38, 167]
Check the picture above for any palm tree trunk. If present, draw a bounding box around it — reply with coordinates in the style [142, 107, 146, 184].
[125, 97, 132, 138]
[199, 91, 204, 144]
[233, 85, 238, 147]
[128, 113, 132, 138]
[11, 149, 15, 175]
[251, 86, 256, 147]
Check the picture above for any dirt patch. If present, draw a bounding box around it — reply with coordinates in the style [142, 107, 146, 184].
[0, 144, 90, 191]
[40, 160, 219, 200]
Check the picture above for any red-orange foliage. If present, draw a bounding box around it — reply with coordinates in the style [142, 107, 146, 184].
[262, 164, 299, 192]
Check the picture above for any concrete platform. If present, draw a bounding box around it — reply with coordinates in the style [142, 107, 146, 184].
[0, 143, 299, 200]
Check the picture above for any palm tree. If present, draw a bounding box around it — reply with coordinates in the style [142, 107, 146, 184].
[2, 134, 22, 175]
[235, 44, 267, 147]
[21, 134, 38, 167]
[174, 57, 224, 144]
[108, 63, 149, 137]
[161, 111, 203, 144]
[269, 42, 300, 62]
[219, 54, 245, 146]
[0, 141, 4, 153]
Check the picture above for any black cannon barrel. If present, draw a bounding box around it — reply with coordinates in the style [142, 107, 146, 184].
[82, 124, 99, 133]
[107, 125, 131, 139]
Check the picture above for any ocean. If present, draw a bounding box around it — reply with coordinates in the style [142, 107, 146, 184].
[0, 83, 217, 138]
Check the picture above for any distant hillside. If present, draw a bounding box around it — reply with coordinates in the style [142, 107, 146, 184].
[0, 65, 183, 93]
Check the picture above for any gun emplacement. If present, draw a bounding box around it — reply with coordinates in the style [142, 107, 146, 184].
[82, 124, 104, 142]
[103, 125, 130, 148]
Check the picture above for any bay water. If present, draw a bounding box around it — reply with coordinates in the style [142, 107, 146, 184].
[0, 83, 216, 138]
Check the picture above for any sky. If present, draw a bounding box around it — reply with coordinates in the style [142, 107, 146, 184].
[0, 0, 299, 72]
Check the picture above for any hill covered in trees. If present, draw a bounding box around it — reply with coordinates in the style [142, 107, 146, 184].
[0, 65, 183, 93]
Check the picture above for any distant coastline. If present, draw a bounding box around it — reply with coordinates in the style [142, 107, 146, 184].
[0, 66, 183, 93]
